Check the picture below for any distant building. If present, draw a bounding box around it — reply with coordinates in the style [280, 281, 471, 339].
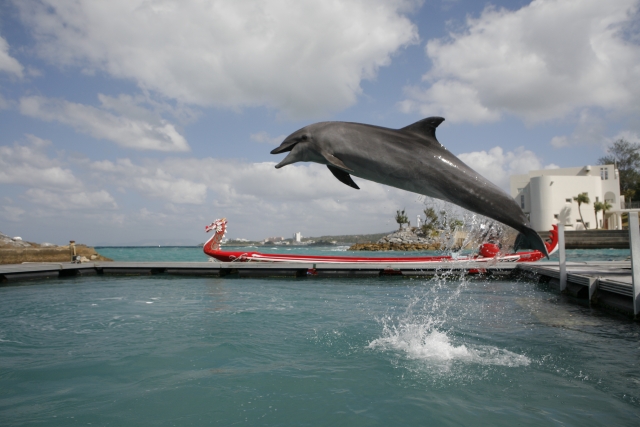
[510, 164, 634, 231]
[293, 232, 302, 243]
[265, 236, 285, 242]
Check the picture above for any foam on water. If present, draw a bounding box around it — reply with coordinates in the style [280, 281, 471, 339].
[369, 276, 529, 369]
[370, 323, 529, 367]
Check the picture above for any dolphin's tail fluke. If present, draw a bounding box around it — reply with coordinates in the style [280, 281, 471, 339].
[514, 227, 549, 258]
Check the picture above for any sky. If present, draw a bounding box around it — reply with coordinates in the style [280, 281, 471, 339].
[1, 0, 639, 245]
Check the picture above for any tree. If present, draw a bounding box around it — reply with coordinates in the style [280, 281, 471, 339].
[448, 219, 464, 231]
[573, 192, 590, 229]
[593, 201, 604, 229]
[598, 139, 640, 201]
[395, 209, 408, 230]
[438, 210, 464, 240]
[421, 207, 440, 237]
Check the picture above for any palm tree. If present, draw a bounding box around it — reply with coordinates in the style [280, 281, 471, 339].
[593, 201, 604, 229]
[573, 192, 590, 229]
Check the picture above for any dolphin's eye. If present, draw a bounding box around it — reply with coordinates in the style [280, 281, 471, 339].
[300, 135, 308, 141]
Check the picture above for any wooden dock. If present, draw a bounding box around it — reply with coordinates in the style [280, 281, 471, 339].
[1, 259, 639, 317]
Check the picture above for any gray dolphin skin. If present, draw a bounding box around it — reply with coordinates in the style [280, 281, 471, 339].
[270, 117, 548, 256]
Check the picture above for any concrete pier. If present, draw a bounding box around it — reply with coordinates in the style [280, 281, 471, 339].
[0, 261, 518, 282]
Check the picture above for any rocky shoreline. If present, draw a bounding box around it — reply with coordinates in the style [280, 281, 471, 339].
[0, 231, 112, 265]
[348, 228, 443, 251]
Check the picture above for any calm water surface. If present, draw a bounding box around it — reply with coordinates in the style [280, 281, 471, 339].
[1, 247, 639, 426]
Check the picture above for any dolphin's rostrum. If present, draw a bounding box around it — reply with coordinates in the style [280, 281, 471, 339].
[270, 117, 548, 256]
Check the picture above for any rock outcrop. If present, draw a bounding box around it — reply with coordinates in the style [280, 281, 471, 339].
[348, 228, 441, 251]
[0, 231, 112, 264]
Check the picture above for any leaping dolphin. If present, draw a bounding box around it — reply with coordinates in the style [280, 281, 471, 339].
[270, 117, 548, 257]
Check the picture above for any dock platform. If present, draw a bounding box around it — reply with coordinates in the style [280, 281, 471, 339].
[514, 261, 636, 315]
[0, 261, 518, 281]
[1, 260, 638, 317]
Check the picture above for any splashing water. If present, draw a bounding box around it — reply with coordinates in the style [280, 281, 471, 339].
[369, 274, 530, 371]
[418, 198, 518, 255]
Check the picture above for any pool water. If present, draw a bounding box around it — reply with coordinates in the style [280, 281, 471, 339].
[1, 272, 639, 426]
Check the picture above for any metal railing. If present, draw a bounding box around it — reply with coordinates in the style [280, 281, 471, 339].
[622, 201, 640, 210]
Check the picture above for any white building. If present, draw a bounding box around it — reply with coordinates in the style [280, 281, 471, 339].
[510, 164, 629, 231]
[293, 232, 302, 243]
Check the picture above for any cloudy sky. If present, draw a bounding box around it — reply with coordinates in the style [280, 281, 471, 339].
[1, 0, 639, 245]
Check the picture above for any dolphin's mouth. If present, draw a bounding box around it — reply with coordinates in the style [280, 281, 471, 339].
[270, 140, 299, 155]
[274, 143, 304, 169]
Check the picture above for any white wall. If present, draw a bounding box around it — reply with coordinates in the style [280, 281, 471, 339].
[510, 164, 619, 232]
[530, 175, 602, 231]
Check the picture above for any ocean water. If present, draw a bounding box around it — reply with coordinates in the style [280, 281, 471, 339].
[1, 248, 639, 426]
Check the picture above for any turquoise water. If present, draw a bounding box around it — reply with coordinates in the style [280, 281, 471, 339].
[2, 248, 639, 426]
[95, 245, 632, 262]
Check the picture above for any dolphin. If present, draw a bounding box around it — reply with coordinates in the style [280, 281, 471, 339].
[270, 117, 548, 256]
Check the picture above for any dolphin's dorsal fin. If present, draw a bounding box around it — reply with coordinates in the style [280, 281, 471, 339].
[400, 117, 445, 140]
[327, 165, 360, 190]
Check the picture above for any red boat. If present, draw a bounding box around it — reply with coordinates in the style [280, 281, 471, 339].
[203, 219, 558, 264]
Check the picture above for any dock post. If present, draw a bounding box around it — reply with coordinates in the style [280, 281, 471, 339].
[587, 277, 597, 305]
[628, 212, 640, 317]
[558, 223, 566, 292]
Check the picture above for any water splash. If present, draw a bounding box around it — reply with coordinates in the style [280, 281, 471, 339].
[369, 275, 530, 370]
[369, 323, 529, 368]
[418, 198, 518, 255]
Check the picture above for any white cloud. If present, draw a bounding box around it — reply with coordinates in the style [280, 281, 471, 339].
[550, 136, 570, 148]
[87, 155, 420, 238]
[400, 80, 500, 124]
[549, 109, 608, 148]
[0, 94, 11, 110]
[0, 206, 26, 222]
[19, 96, 190, 152]
[15, 0, 419, 117]
[458, 146, 550, 190]
[250, 131, 286, 145]
[25, 189, 117, 210]
[0, 135, 82, 190]
[0, 36, 23, 77]
[97, 93, 200, 125]
[0, 135, 119, 212]
[89, 158, 207, 204]
[403, 0, 640, 124]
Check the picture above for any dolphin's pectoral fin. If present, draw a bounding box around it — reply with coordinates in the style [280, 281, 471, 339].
[400, 117, 445, 141]
[321, 152, 353, 173]
[327, 165, 360, 190]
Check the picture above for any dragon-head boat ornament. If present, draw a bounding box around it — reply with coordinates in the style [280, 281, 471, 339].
[205, 218, 227, 251]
